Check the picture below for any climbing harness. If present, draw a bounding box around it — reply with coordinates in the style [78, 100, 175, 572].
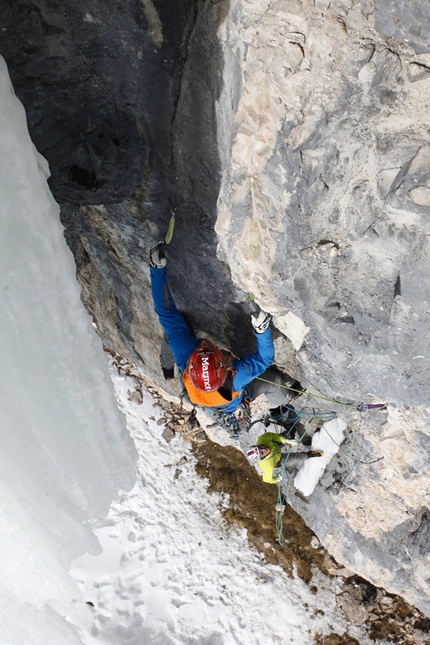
[209, 398, 252, 438]
[268, 403, 337, 449]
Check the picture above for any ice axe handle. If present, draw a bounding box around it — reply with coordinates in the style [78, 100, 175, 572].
[164, 210, 176, 245]
[249, 293, 260, 315]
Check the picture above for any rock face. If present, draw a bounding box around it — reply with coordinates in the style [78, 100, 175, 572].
[1, 0, 151, 204]
[375, 0, 430, 55]
[215, 0, 430, 407]
[2, 0, 430, 619]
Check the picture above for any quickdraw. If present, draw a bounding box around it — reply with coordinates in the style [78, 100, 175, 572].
[211, 398, 252, 438]
[357, 402, 387, 412]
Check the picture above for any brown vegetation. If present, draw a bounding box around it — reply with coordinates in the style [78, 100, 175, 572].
[192, 439, 328, 583]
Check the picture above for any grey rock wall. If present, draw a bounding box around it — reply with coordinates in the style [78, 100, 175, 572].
[213, 0, 430, 613]
[215, 0, 430, 408]
[2, 0, 430, 620]
[375, 0, 430, 54]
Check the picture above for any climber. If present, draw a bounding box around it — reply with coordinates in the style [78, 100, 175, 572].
[149, 242, 296, 417]
[246, 431, 324, 484]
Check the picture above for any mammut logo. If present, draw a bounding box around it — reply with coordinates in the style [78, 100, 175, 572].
[201, 355, 212, 391]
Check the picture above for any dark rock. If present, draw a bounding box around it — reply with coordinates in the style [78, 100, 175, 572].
[0, 0, 198, 206]
[375, 0, 430, 54]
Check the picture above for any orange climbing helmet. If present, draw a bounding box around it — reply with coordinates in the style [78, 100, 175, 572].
[187, 345, 228, 392]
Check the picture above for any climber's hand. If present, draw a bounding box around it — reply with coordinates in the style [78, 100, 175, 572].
[276, 473, 283, 483]
[149, 242, 167, 269]
[251, 310, 272, 334]
[280, 437, 298, 448]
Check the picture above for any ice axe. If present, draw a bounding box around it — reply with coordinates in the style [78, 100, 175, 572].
[248, 292, 260, 315]
[164, 201, 176, 245]
[152, 201, 176, 264]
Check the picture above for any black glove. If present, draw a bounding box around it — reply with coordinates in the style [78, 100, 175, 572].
[187, 409, 199, 431]
[149, 242, 167, 269]
[251, 310, 272, 334]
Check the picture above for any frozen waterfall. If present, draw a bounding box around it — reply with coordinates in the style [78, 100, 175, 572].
[0, 54, 137, 578]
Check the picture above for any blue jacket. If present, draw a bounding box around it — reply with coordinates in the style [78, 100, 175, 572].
[150, 267, 274, 412]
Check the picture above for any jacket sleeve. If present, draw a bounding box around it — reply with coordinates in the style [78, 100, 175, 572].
[232, 328, 275, 391]
[150, 267, 201, 372]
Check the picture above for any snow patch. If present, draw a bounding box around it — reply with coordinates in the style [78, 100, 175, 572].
[294, 418, 347, 496]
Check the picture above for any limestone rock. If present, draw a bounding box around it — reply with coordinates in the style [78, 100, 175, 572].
[127, 389, 143, 405]
[375, 0, 430, 55]
[215, 0, 430, 408]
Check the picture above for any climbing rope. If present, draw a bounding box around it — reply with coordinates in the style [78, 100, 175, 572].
[262, 387, 387, 546]
[319, 414, 384, 467]
[257, 375, 387, 464]
[268, 404, 337, 450]
[271, 405, 324, 546]
[275, 450, 292, 547]
[255, 376, 387, 413]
